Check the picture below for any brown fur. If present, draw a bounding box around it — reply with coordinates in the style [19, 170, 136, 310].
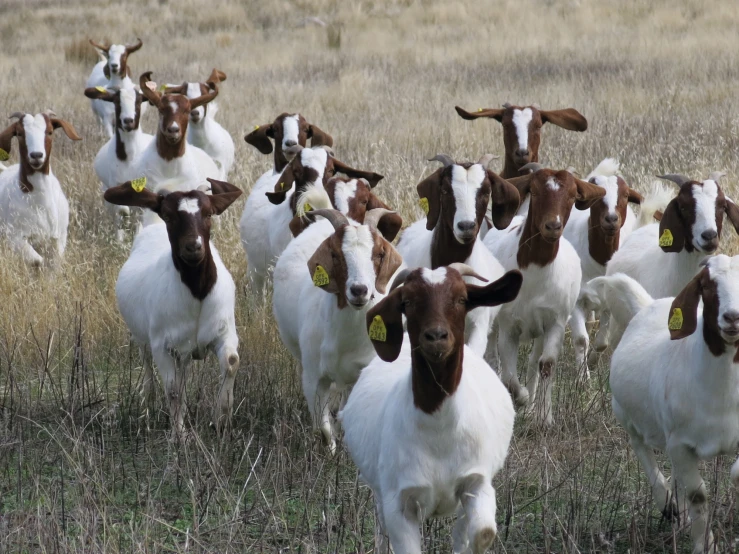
[587, 176, 643, 265]
[84, 87, 147, 161]
[90, 38, 142, 80]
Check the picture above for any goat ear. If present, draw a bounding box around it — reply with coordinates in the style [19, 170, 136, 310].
[627, 187, 644, 204]
[466, 270, 523, 312]
[574, 178, 606, 210]
[206, 178, 240, 196]
[244, 124, 274, 154]
[487, 170, 521, 230]
[658, 198, 685, 253]
[374, 247, 403, 295]
[506, 173, 534, 199]
[366, 286, 405, 362]
[367, 194, 402, 241]
[308, 124, 333, 148]
[307, 238, 342, 297]
[417, 168, 443, 231]
[50, 118, 82, 141]
[669, 269, 704, 340]
[209, 189, 243, 215]
[266, 163, 295, 205]
[104, 182, 162, 211]
[84, 87, 116, 102]
[206, 68, 226, 89]
[289, 214, 313, 237]
[455, 106, 505, 122]
[724, 198, 739, 235]
[0, 122, 17, 158]
[330, 158, 383, 188]
[539, 108, 588, 131]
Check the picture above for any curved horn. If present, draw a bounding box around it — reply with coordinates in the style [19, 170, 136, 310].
[189, 86, 218, 110]
[502, 102, 512, 109]
[448, 263, 489, 283]
[658, 174, 691, 187]
[139, 71, 162, 109]
[125, 38, 143, 53]
[708, 171, 726, 183]
[89, 39, 110, 52]
[43, 109, 57, 117]
[363, 208, 395, 231]
[519, 162, 543, 174]
[477, 153, 498, 168]
[8, 112, 25, 121]
[389, 268, 413, 292]
[428, 154, 455, 168]
[309, 208, 349, 231]
[318, 145, 334, 156]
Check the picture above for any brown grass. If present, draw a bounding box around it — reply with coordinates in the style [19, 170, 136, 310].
[1, 0, 739, 552]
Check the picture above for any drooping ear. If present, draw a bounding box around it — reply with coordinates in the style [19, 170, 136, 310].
[627, 188, 644, 204]
[724, 198, 739, 235]
[265, 163, 296, 205]
[658, 198, 685, 253]
[104, 181, 163, 211]
[466, 270, 523, 312]
[307, 239, 341, 295]
[540, 108, 588, 131]
[308, 124, 333, 147]
[505, 172, 534, 199]
[163, 83, 188, 95]
[574, 178, 606, 210]
[209, 189, 243, 215]
[206, 178, 241, 195]
[416, 168, 443, 231]
[374, 245, 403, 294]
[0, 121, 18, 157]
[454, 106, 505, 122]
[50, 118, 82, 141]
[331, 158, 383, 188]
[487, 170, 521, 229]
[668, 269, 704, 340]
[84, 87, 116, 102]
[366, 286, 405, 362]
[244, 124, 275, 154]
[289, 214, 314, 237]
[367, 193, 402, 241]
[206, 68, 226, 89]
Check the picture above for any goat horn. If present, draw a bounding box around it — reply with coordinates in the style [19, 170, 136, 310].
[8, 112, 25, 121]
[502, 102, 512, 109]
[318, 145, 334, 156]
[309, 208, 349, 231]
[89, 39, 110, 51]
[566, 166, 581, 177]
[477, 153, 499, 167]
[657, 174, 691, 187]
[197, 183, 212, 193]
[189, 85, 218, 110]
[519, 162, 543, 174]
[448, 263, 489, 283]
[43, 108, 57, 117]
[363, 208, 395, 231]
[390, 268, 413, 292]
[125, 38, 143, 53]
[139, 72, 162, 109]
[708, 171, 726, 183]
[428, 154, 455, 168]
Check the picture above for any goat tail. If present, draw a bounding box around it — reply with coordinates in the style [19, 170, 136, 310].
[296, 184, 332, 218]
[585, 157, 620, 180]
[587, 274, 653, 330]
[636, 181, 673, 229]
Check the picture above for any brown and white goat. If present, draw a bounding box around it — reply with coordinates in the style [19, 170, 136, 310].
[483, 167, 605, 425]
[455, 103, 587, 179]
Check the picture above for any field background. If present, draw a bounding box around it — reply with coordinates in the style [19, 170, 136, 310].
[1, 0, 739, 552]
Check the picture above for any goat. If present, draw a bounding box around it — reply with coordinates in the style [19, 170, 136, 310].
[104, 178, 243, 436]
[340, 265, 522, 554]
[483, 167, 605, 425]
[454, 102, 587, 179]
[164, 69, 233, 179]
[84, 83, 154, 242]
[562, 158, 643, 379]
[239, 144, 383, 293]
[0, 112, 82, 266]
[593, 255, 739, 553]
[396, 153, 520, 357]
[602, 172, 739, 351]
[273, 208, 404, 453]
[131, 72, 220, 193]
[86, 39, 143, 138]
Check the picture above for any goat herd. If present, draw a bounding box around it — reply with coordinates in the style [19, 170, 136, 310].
[0, 38, 737, 553]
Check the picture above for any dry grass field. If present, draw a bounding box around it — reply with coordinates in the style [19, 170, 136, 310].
[1, 0, 739, 551]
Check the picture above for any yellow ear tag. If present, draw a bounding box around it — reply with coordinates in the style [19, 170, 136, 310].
[158, 84, 168, 92]
[0, 148, 9, 162]
[95, 86, 107, 93]
[419, 197, 429, 215]
[369, 315, 387, 342]
[304, 203, 313, 212]
[312, 265, 330, 287]
[668, 307, 683, 330]
[478, 108, 483, 112]
[131, 177, 147, 193]
[254, 125, 260, 131]
[659, 229, 674, 247]
[279, 182, 285, 190]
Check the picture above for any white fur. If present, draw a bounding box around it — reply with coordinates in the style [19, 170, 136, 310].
[116, 221, 238, 434]
[421, 267, 447, 285]
[22, 115, 47, 165]
[512, 108, 533, 152]
[598, 258, 739, 553]
[340, 340, 514, 553]
[281, 115, 300, 150]
[636, 181, 673, 229]
[332, 179, 357, 213]
[178, 198, 199, 213]
[184, 83, 234, 179]
[273, 218, 404, 452]
[692, 180, 719, 244]
[450, 164, 485, 241]
[484, 215, 582, 426]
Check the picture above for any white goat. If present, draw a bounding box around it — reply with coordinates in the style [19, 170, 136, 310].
[484, 167, 605, 426]
[273, 208, 403, 453]
[397, 154, 520, 357]
[105, 179, 243, 435]
[164, 69, 233, 179]
[340, 265, 522, 554]
[594, 255, 739, 553]
[0, 112, 81, 266]
[86, 39, 143, 137]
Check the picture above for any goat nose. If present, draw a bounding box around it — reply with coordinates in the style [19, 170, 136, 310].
[349, 284, 368, 298]
[701, 230, 718, 242]
[605, 213, 619, 224]
[423, 327, 449, 343]
[167, 124, 179, 133]
[723, 311, 739, 325]
[545, 220, 562, 232]
[457, 221, 475, 232]
[30, 151, 43, 160]
[123, 117, 134, 125]
[516, 148, 529, 158]
[284, 140, 297, 147]
[185, 241, 202, 254]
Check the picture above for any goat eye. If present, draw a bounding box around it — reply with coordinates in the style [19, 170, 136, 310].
[458, 297, 467, 305]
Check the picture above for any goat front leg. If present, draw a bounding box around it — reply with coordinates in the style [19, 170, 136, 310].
[588, 308, 611, 366]
[214, 338, 239, 436]
[497, 321, 527, 408]
[485, 318, 500, 372]
[8, 234, 43, 267]
[569, 301, 590, 384]
[152, 347, 188, 439]
[465, 306, 491, 357]
[140, 345, 155, 406]
[528, 323, 565, 427]
[384, 497, 423, 554]
[458, 474, 497, 554]
[302, 371, 336, 455]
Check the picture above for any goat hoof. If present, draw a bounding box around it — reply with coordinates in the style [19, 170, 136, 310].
[228, 353, 239, 367]
[539, 359, 554, 379]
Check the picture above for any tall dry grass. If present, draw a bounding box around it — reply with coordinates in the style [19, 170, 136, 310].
[1, 0, 739, 551]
